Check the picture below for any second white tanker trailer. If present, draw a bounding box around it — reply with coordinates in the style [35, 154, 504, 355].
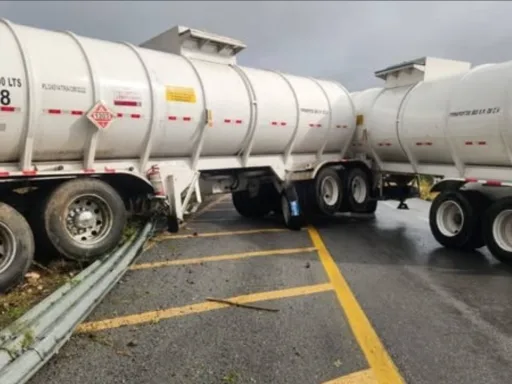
[351, 56, 512, 266]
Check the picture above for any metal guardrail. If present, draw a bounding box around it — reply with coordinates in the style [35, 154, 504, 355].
[0, 220, 155, 384]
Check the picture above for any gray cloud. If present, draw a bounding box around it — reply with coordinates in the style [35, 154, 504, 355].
[1, 1, 511, 91]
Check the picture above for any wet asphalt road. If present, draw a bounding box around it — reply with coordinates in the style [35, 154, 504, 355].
[28, 197, 512, 384]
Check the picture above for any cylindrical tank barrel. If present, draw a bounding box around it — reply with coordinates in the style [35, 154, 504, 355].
[351, 60, 512, 171]
[0, 19, 356, 165]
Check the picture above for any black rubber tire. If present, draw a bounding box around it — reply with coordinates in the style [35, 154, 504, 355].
[429, 190, 483, 250]
[459, 190, 490, 249]
[482, 197, 512, 265]
[43, 178, 127, 262]
[232, 184, 274, 218]
[295, 181, 314, 218]
[309, 167, 344, 216]
[281, 185, 303, 231]
[28, 185, 62, 263]
[0, 202, 35, 293]
[341, 167, 374, 213]
[362, 199, 378, 214]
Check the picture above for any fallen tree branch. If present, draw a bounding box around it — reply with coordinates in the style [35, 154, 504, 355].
[205, 298, 279, 312]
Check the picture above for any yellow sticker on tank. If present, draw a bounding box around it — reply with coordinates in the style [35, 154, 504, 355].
[165, 86, 196, 103]
[356, 114, 364, 126]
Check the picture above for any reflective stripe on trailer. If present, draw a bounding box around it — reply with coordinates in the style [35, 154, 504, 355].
[44, 109, 144, 119]
[113, 113, 145, 119]
[223, 118, 243, 124]
[464, 178, 503, 186]
[114, 100, 141, 107]
[168, 116, 192, 121]
[44, 109, 84, 115]
[0, 106, 21, 112]
[78, 167, 119, 174]
[464, 141, 487, 146]
[0, 167, 118, 177]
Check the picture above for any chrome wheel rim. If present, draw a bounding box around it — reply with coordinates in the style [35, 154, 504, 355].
[320, 176, 340, 206]
[0, 222, 17, 274]
[351, 175, 367, 204]
[492, 209, 512, 252]
[436, 200, 464, 237]
[65, 194, 113, 245]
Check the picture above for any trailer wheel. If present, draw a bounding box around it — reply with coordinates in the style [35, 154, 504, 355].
[43, 178, 127, 262]
[341, 167, 374, 213]
[281, 185, 303, 231]
[232, 186, 273, 218]
[459, 190, 490, 248]
[429, 191, 483, 250]
[309, 167, 343, 216]
[0, 203, 35, 293]
[482, 197, 512, 264]
[28, 185, 61, 262]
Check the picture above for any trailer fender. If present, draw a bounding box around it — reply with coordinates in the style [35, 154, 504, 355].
[430, 179, 467, 194]
[311, 161, 346, 179]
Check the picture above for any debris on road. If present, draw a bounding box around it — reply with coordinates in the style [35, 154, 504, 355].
[0, 259, 81, 328]
[205, 297, 279, 312]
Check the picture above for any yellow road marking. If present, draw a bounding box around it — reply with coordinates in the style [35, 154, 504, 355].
[322, 369, 377, 384]
[308, 226, 405, 384]
[154, 227, 293, 240]
[130, 246, 317, 270]
[76, 283, 333, 333]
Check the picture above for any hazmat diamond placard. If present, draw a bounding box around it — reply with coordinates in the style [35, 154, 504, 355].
[86, 101, 116, 130]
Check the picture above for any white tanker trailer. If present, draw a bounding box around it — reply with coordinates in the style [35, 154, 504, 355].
[0, 19, 386, 293]
[1, 19, 510, 294]
[351, 56, 512, 265]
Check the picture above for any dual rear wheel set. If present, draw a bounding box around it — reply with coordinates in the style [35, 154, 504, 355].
[430, 189, 512, 264]
[231, 166, 377, 230]
[0, 178, 127, 292]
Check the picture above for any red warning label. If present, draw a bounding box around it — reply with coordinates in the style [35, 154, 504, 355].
[86, 101, 116, 130]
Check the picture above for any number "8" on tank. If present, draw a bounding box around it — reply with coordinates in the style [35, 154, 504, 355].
[0, 90, 11, 106]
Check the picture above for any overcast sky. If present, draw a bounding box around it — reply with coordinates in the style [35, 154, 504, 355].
[0, 1, 511, 91]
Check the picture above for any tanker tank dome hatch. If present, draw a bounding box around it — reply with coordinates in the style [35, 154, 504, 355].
[140, 25, 247, 65]
[374, 56, 471, 88]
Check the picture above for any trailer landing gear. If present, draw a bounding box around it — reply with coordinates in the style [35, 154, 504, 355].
[397, 200, 409, 210]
